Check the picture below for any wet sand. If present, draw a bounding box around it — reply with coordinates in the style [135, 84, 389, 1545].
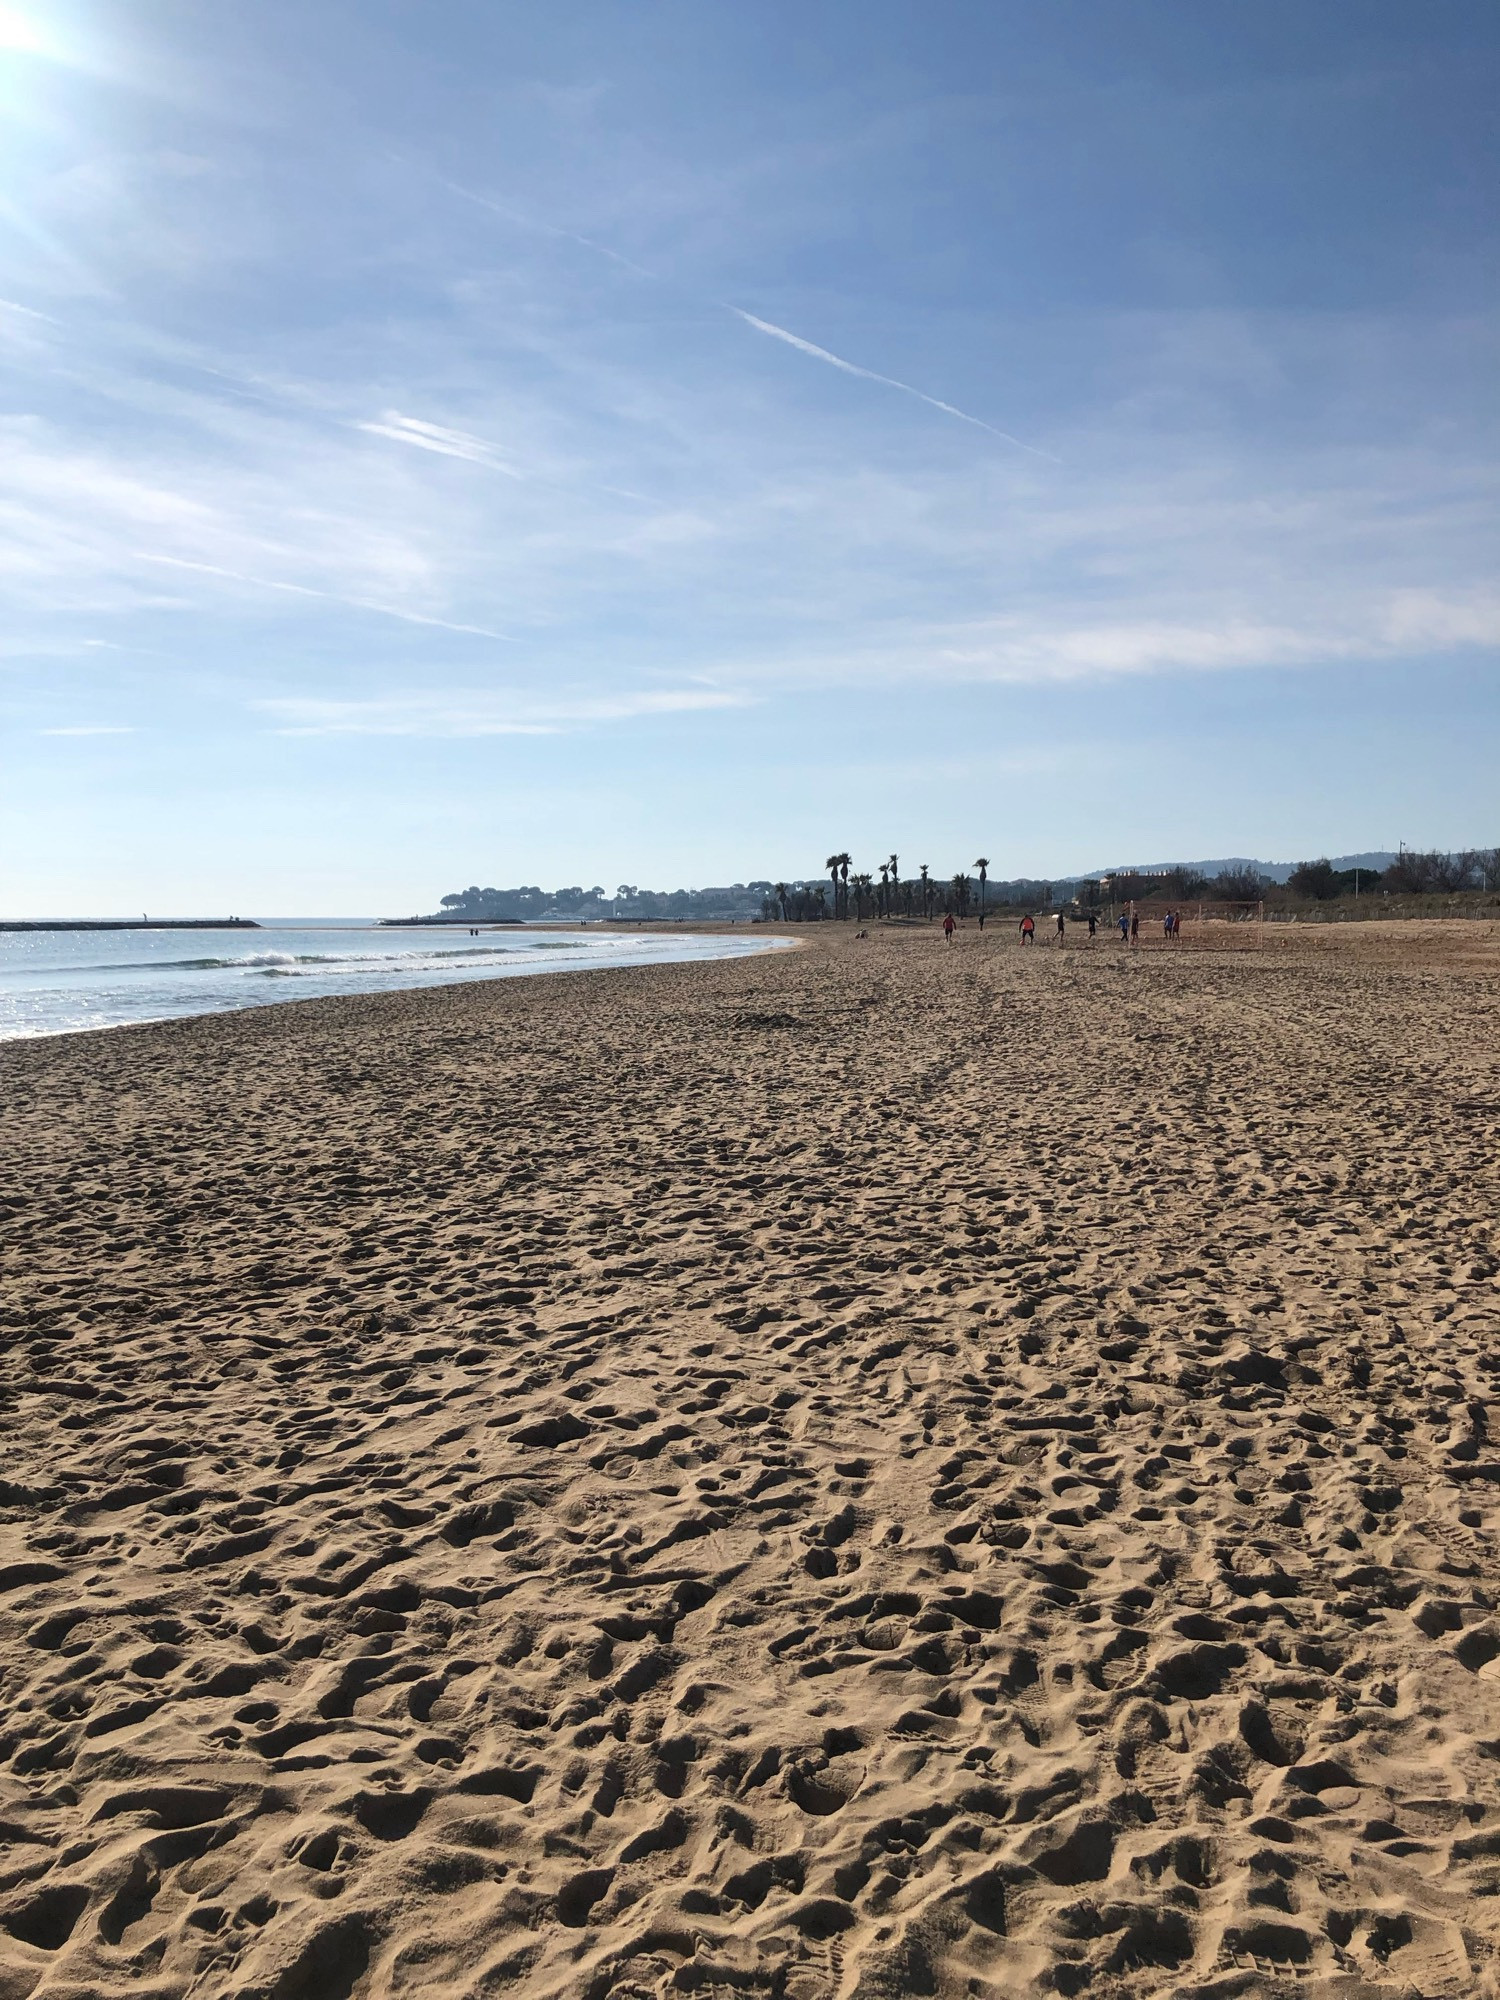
[3, 918, 1500, 1999]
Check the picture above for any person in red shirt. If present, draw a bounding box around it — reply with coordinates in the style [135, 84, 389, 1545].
[1020, 914, 1036, 944]
[942, 913, 956, 943]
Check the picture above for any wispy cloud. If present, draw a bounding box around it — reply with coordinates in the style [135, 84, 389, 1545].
[718, 588, 1500, 692]
[729, 309, 1060, 461]
[135, 554, 513, 639]
[0, 296, 58, 322]
[356, 411, 523, 476]
[256, 688, 751, 737]
[38, 723, 136, 735]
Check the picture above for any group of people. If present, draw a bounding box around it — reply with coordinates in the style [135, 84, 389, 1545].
[1112, 909, 1184, 943]
[939, 907, 1185, 945]
[1016, 912, 1076, 943]
[1021, 911, 1100, 943]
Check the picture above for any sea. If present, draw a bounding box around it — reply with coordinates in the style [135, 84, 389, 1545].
[0, 921, 792, 1041]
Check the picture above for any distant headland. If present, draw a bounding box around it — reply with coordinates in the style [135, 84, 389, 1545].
[0, 918, 261, 933]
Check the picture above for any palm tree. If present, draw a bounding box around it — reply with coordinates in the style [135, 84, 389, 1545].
[838, 852, 851, 919]
[826, 854, 842, 919]
[878, 862, 889, 916]
[888, 854, 899, 909]
[851, 872, 872, 920]
[775, 883, 789, 922]
[974, 857, 989, 923]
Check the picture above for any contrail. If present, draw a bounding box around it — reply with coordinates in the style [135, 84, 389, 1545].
[442, 177, 659, 280]
[433, 174, 1056, 460]
[729, 308, 1059, 461]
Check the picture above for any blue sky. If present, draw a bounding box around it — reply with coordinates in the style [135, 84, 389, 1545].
[3, 1, 1497, 912]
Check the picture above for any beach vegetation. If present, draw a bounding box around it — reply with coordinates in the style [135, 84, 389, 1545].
[1380, 847, 1494, 895]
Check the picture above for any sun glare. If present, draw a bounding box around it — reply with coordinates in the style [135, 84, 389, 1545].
[0, 4, 54, 56]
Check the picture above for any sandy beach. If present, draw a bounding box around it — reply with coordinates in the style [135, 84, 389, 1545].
[3, 917, 1500, 2000]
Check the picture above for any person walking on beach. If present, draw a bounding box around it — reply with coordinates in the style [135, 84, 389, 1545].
[1118, 912, 1129, 942]
[1130, 912, 1140, 945]
[1088, 913, 1097, 938]
[1055, 911, 1065, 943]
[1020, 914, 1035, 944]
[1163, 911, 1173, 941]
[942, 912, 956, 944]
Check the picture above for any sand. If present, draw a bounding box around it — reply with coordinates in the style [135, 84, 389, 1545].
[3, 917, 1500, 2000]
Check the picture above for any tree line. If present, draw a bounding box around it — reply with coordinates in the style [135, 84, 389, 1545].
[760, 844, 1500, 924]
[1104, 850, 1500, 905]
[1291, 849, 1500, 899]
[435, 881, 782, 922]
[763, 855, 1059, 923]
[429, 844, 1499, 929]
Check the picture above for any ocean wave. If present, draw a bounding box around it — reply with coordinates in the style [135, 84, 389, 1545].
[36, 942, 576, 979]
[47, 954, 248, 974]
[429, 945, 526, 960]
[58, 951, 309, 974]
[0, 930, 791, 1039]
[236, 947, 595, 980]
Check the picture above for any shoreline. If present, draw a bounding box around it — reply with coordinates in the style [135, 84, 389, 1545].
[6, 909, 1496, 1049]
[3, 920, 1499, 1998]
[0, 925, 801, 1046]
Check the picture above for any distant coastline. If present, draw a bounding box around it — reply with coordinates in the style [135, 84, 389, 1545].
[0, 919, 261, 933]
[378, 915, 523, 927]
